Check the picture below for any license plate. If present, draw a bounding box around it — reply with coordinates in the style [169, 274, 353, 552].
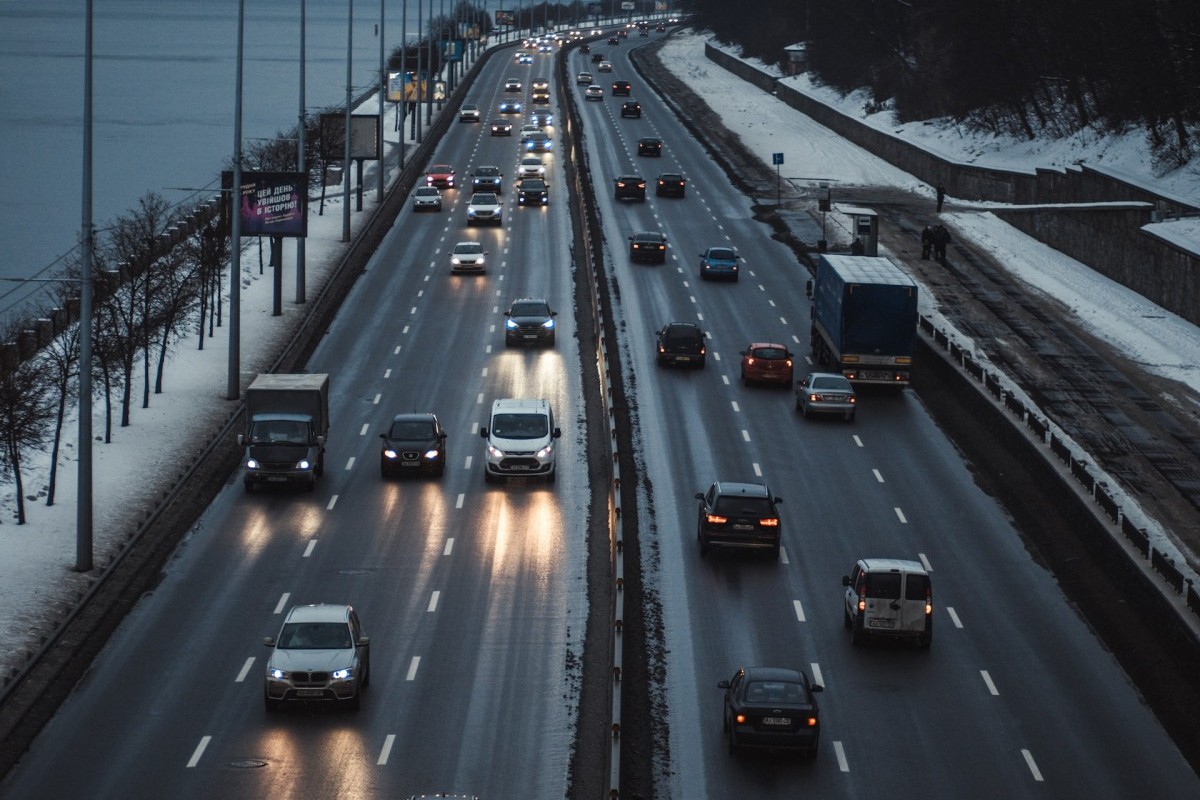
[400, 461, 420, 467]
[762, 717, 791, 726]
[267, 477, 288, 483]
[509, 465, 530, 471]
[861, 369, 889, 380]
[296, 689, 324, 697]
[732, 524, 754, 530]
[674, 356, 689, 362]
[869, 618, 895, 628]
[523, 334, 538, 339]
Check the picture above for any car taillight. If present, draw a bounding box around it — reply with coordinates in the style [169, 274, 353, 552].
[706, 513, 727, 524]
[785, 359, 793, 368]
[735, 713, 747, 724]
[857, 585, 866, 612]
[806, 716, 818, 727]
[746, 358, 756, 366]
[925, 585, 933, 616]
[758, 517, 779, 527]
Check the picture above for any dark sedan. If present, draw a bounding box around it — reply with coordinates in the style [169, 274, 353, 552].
[629, 231, 668, 263]
[516, 178, 549, 206]
[504, 298, 557, 346]
[719, 666, 823, 758]
[656, 172, 686, 197]
[379, 413, 447, 477]
[696, 480, 781, 557]
[655, 322, 706, 367]
[637, 136, 663, 156]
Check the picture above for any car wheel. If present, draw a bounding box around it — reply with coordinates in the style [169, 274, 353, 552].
[920, 632, 933, 650]
[851, 615, 864, 646]
[846, 410, 856, 423]
[740, 369, 748, 385]
[800, 403, 809, 418]
[362, 658, 371, 688]
[435, 463, 445, 478]
[547, 469, 556, 484]
[505, 337, 514, 347]
[264, 692, 281, 712]
[844, 607, 853, 629]
[696, 356, 706, 369]
[806, 739, 820, 761]
[698, 532, 709, 557]
[484, 469, 495, 484]
[770, 543, 780, 561]
[728, 730, 738, 756]
[723, 708, 729, 733]
[547, 333, 556, 346]
[346, 688, 361, 711]
[306, 479, 315, 493]
[700, 270, 708, 281]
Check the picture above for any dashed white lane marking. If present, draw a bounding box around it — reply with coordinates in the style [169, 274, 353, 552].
[721, 375, 729, 385]
[303, 540, 317, 558]
[360, 423, 370, 436]
[752, 463, 762, 476]
[811, 662, 824, 687]
[1022, 749, 1044, 781]
[428, 591, 440, 612]
[273, 593, 290, 614]
[406, 656, 421, 681]
[741, 430, 750, 442]
[444, 538, 454, 555]
[947, 607, 963, 628]
[464, 456, 473, 471]
[481, 367, 488, 377]
[872, 468, 884, 482]
[477, 393, 485, 404]
[895, 507, 907, 523]
[793, 599, 806, 622]
[853, 435, 864, 447]
[456, 493, 465, 509]
[919, 553, 932, 571]
[384, 368, 392, 378]
[402, 325, 410, 334]
[731, 401, 740, 412]
[186, 736, 211, 768]
[712, 351, 720, 361]
[834, 740, 849, 771]
[346, 457, 356, 470]
[327, 495, 338, 511]
[393, 346, 401, 354]
[981, 670, 999, 696]
[235, 657, 255, 683]
[373, 394, 381, 405]
[378, 734, 396, 765]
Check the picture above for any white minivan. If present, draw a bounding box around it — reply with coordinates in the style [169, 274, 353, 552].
[842, 558, 932, 648]
[480, 398, 560, 483]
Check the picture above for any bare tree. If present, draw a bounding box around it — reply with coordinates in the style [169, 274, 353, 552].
[0, 357, 54, 524]
[40, 317, 80, 507]
[148, 245, 203, 394]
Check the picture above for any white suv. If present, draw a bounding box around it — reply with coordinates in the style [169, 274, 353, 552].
[264, 604, 370, 710]
[480, 398, 561, 483]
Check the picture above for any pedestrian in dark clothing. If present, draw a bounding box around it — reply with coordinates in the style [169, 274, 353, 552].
[932, 224, 951, 261]
[850, 237, 865, 255]
[936, 184, 946, 212]
[920, 225, 933, 259]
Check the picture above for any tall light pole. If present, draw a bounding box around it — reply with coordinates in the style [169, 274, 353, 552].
[228, 0, 245, 401]
[296, 0, 307, 304]
[377, 0, 385, 201]
[77, 0, 95, 572]
[342, 0, 353, 242]
[425, 0, 433, 125]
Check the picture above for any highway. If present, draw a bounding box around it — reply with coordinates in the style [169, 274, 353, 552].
[1, 24, 1198, 800]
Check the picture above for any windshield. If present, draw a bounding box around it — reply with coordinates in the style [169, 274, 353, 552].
[511, 302, 549, 317]
[491, 412, 549, 439]
[811, 376, 850, 391]
[476, 167, 499, 176]
[455, 243, 483, 254]
[388, 420, 435, 440]
[708, 248, 736, 261]
[250, 419, 309, 445]
[277, 622, 353, 650]
[471, 193, 498, 205]
[745, 680, 805, 704]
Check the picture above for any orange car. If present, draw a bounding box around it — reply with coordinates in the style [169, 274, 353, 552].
[739, 343, 794, 387]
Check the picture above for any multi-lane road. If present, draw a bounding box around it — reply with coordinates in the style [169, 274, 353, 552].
[2, 26, 1198, 800]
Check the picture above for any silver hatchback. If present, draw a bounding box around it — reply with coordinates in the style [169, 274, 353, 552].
[795, 372, 857, 421]
[264, 604, 370, 710]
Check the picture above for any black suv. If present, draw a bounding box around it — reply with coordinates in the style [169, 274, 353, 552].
[379, 413, 447, 478]
[517, 178, 549, 206]
[655, 322, 706, 367]
[504, 298, 557, 346]
[656, 172, 686, 197]
[629, 231, 667, 263]
[621, 100, 642, 118]
[472, 165, 503, 193]
[611, 80, 631, 96]
[614, 175, 646, 202]
[695, 481, 783, 558]
[637, 137, 663, 157]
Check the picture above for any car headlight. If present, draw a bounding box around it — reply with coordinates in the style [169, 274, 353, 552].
[295, 459, 311, 470]
[451, 256, 462, 265]
[332, 668, 352, 680]
[487, 445, 505, 459]
[468, 208, 478, 216]
[542, 319, 555, 329]
[423, 449, 441, 460]
[535, 444, 554, 459]
[383, 448, 397, 459]
[246, 458, 259, 470]
[506, 319, 519, 330]
[270, 668, 285, 680]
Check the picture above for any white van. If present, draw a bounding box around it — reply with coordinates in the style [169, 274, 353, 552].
[842, 558, 932, 648]
[479, 398, 561, 483]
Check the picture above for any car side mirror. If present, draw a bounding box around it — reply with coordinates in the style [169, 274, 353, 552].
[440, 433, 448, 440]
[842, 575, 851, 586]
[694, 492, 704, 500]
[811, 683, 824, 693]
[739, 351, 746, 356]
[357, 636, 370, 647]
[379, 433, 386, 440]
[264, 637, 276, 647]
[479, 427, 488, 438]
[551, 310, 558, 316]
[237, 433, 245, 446]
[504, 310, 512, 316]
[805, 279, 814, 299]
[774, 497, 783, 504]
[553, 427, 562, 438]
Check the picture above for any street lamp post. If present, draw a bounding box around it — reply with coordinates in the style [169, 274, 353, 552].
[228, 0, 245, 401]
[342, 0, 353, 242]
[77, 0, 95, 572]
[297, 0, 307, 304]
[377, 0, 385, 201]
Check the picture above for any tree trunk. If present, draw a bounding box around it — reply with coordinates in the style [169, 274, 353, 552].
[46, 390, 66, 506]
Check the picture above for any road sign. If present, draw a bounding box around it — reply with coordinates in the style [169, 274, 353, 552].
[772, 152, 784, 165]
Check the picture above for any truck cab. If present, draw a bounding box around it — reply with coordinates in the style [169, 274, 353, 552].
[239, 374, 329, 492]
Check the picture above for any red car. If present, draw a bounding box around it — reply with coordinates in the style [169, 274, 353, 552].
[424, 164, 456, 189]
[739, 343, 794, 387]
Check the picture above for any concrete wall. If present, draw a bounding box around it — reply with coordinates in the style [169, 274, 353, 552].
[704, 42, 1200, 325]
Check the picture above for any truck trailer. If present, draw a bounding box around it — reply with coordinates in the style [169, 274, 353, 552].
[808, 255, 918, 386]
[238, 373, 329, 492]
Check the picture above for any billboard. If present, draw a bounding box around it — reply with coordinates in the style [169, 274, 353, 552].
[386, 71, 406, 103]
[233, 171, 308, 238]
[442, 39, 464, 62]
[495, 10, 513, 26]
[319, 113, 381, 161]
[621, 1, 635, 10]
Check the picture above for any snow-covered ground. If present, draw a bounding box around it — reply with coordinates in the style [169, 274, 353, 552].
[4, 28, 1200, 680]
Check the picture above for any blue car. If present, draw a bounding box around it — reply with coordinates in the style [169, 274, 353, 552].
[699, 246, 741, 282]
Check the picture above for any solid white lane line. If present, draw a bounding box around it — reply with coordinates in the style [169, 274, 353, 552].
[406, 656, 420, 681]
[793, 599, 806, 622]
[186, 736, 211, 768]
[360, 423, 369, 436]
[378, 734, 396, 765]
[919, 552, 932, 571]
[444, 538, 454, 555]
[1021, 749, 1044, 781]
[753, 463, 762, 476]
[327, 495, 338, 511]
[947, 607, 963, 628]
[345, 457, 356, 470]
[428, 591, 440, 612]
[274, 593, 290, 614]
[811, 662, 824, 687]
[303, 540, 317, 558]
[834, 740, 849, 772]
[981, 670, 999, 696]
[456, 494, 465, 509]
[894, 507, 907, 523]
[235, 657, 255, 683]
[873, 468, 884, 483]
